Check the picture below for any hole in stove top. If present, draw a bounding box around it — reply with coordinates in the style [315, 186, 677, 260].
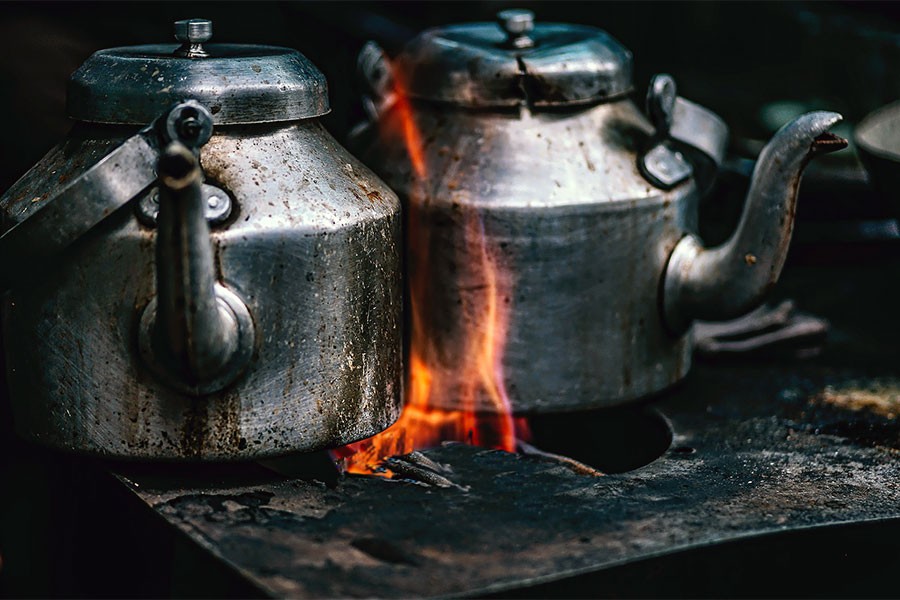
[525, 406, 672, 474]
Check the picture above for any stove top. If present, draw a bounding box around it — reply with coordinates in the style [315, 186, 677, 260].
[111, 261, 900, 598]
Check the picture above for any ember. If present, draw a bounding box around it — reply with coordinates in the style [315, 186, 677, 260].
[333, 65, 527, 476]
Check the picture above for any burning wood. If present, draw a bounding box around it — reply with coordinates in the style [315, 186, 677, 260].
[516, 440, 604, 478]
[383, 453, 468, 491]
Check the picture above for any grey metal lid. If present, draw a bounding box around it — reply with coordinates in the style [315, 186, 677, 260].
[394, 9, 633, 108]
[67, 19, 329, 125]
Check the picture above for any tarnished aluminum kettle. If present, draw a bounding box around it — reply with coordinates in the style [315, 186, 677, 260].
[357, 10, 846, 413]
[0, 19, 402, 459]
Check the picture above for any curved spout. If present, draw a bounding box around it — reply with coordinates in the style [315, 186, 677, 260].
[662, 111, 846, 335]
[141, 142, 254, 394]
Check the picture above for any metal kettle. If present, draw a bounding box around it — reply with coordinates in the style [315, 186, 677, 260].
[0, 20, 402, 459]
[357, 10, 845, 413]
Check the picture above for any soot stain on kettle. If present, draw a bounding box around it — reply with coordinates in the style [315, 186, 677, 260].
[533, 79, 568, 105]
[181, 397, 210, 458]
[600, 117, 646, 155]
[211, 386, 245, 456]
[578, 141, 596, 172]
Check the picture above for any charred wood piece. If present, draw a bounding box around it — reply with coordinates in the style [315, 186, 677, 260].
[383, 455, 469, 491]
[516, 440, 605, 477]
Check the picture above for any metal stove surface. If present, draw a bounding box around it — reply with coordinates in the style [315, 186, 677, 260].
[115, 259, 900, 598]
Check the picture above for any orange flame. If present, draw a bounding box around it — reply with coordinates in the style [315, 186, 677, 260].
[393, 80, 426, 181]
[333, 63, 527, 476]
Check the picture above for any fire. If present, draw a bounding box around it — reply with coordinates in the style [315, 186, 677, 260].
[392, 80, 426, 181]
[333, 62, 526, 476]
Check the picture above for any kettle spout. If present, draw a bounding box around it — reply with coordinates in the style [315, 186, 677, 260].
[662, 111, 846, 334]
[139, 143, 254, 394]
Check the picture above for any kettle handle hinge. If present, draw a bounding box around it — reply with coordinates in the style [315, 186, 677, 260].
[0, 100, 214, 291]
[638, 74, 729, 197]
[348, 42, 396, 149]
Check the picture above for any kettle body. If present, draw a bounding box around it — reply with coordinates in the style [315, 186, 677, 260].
[359, 10, 844, 413]
[367, 99, 691, 411]
[0, 21, 402, 459]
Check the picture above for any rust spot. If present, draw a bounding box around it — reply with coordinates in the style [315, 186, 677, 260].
[580, 144, 596, 172]
[744, 253, 757, 266]
[810, 132, 848, 156]
[181, 399, 209, 457]
[366, 190, 382, 202]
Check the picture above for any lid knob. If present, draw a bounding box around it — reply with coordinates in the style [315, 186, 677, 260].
[497, 9, 535, 49]
[174, 19, 212, 58]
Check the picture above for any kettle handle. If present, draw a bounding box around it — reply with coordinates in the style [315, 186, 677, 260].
[670, 96, 729, 197]
[0, 101, 212, 291]
[639, 74, 728, 198]
[357, 41, 395, 124]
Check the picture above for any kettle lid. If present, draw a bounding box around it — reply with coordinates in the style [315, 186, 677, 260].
[67, 19, 330, 125]
[394, 9, 633, 109]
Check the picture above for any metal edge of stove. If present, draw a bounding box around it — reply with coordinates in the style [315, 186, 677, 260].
[454, 516, 900, 599]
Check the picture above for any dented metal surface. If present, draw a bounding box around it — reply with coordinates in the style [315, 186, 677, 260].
[119, 360, 900, 598]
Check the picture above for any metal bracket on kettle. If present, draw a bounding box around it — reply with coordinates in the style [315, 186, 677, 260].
[639, 74, 728, 196]
[0, 100, 256, 395]
[0, 100, 214, 290]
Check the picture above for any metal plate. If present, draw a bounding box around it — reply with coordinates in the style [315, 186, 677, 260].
[115, 262, 900, 597]
[118, 364, 900, 593]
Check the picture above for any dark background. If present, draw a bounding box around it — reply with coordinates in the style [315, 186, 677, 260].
[2, 1, 900, 192]
[1, 1, 899, 597]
